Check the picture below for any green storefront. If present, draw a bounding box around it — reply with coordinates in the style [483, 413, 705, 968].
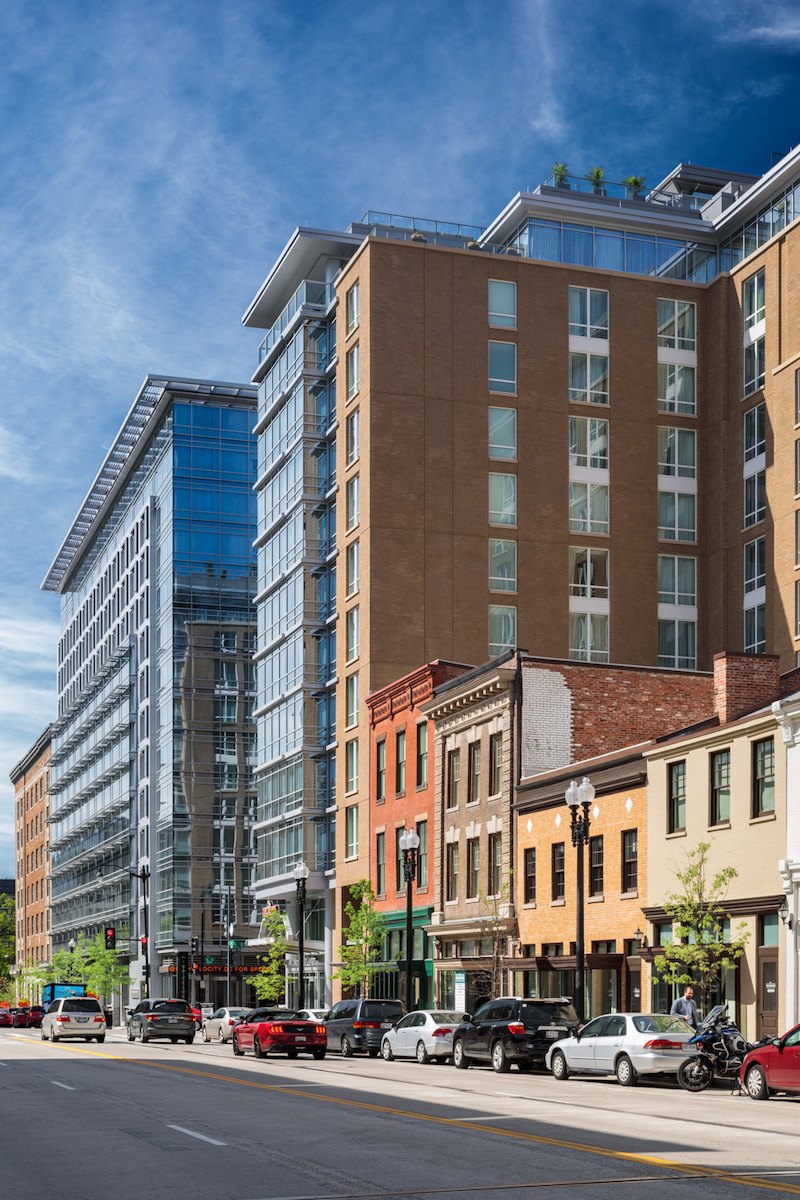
[371, 905, 434, 1009]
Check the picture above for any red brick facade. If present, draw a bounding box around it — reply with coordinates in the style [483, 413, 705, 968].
[712, 651, 781, 722]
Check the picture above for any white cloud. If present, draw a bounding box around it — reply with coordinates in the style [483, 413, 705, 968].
[0, 426, 32, 482]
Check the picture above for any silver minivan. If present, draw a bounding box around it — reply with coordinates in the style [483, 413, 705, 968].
[41, 996, 106, 1042]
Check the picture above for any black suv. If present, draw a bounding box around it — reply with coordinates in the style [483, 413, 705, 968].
[324, 998, 406, 1057]
[452, 996, 579, 1072]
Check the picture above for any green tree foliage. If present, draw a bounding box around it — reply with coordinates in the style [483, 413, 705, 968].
[44, 938, 92, 986]
[42, 934, 130, 1006]
[0, 894, 16, 984]
[333, 879, 386, 999]
[653, 840, 750, 1014]
[251, 909, 289, 1005]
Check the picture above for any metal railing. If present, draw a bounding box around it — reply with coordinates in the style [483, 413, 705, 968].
[258, 280, 336, 363]
[361, 210, 484, 239]
[543, 173, 712, 210]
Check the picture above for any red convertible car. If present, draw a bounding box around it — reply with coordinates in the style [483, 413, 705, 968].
[740, 1024, 800, 1098]
[232, 1008, 327, 1060]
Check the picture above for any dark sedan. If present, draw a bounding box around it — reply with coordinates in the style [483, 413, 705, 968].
[741, 1023, 800, 1099]
[233, 1008, 327, 1060]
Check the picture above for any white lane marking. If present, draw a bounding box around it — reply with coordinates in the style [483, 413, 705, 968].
[167, 1124, 227, 1146]
[0, 1062, 8, 1066]
[51, 1081, 76, 1090]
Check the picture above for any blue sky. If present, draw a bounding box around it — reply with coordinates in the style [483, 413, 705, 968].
[1, 0, 800, 876]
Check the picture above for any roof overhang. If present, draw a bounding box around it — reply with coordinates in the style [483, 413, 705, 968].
[242, 227, 364, 330]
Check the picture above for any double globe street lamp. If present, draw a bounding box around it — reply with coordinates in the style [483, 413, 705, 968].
[564, 775, 595, 1023]
[293, 861, 310, 1010]
[399, 827, 421, 1011]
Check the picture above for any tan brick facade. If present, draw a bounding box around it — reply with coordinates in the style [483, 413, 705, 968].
[10, 728, 52, 973]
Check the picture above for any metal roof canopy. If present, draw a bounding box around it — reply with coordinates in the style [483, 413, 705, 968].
[41, 375, 257, 595]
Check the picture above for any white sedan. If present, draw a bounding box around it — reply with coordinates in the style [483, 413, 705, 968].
[381, 1011, 462, 1063]
[202, 1007, 247, 1043]
[545, 1012, 695, 1086]
[291, 1009, 329, 1023]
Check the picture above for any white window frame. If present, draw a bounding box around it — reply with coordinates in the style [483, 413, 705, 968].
[569, 286, 609, 340]
[346, 540, 360, 596]
[744, 536, 766, 596]
[347, 342, 360, 400]
[346, 409, 360, 466]
[658, 491, 696, 542]
[489, 407, 517, 460]
[658, 427, 696, 478]
[345, 740, 359, 794]
[658, 363, 696, 415]
[658, 619, 697, 670]
[569, 351, 609, 405]
[489, 539, 517, 592]
[346, 282, 360, 335]
[744, 403, 766, 463]
[346, 475, 360, 531]
[346, 606, 360, 662]
[744, 604, 766, 655]
[489, 605, 516, 657]
[569, 417, 608, 469]
[744, 470, 766, 527]
[489, 473, 517, 526]
[488, 280, 517, 329]
[345, 673, 359, 729]
[489, 340, 517, 393]
[743, 268, 765, 330]
[657, 298, 696, 351]
[345, 803, 359, 856]
[657, 556, 696, 607]
[569, 612, 609, 663]
[569, 482, 609, 535]
[744, 337, 765, 396]
[569, 547, 609, 599]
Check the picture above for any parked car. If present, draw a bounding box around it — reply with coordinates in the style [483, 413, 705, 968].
[190, 1005, 203, 1030]
[27, 1006, 45, 1029]
[545, 1012, 695, 1086]
[0, 1008, 13, 1028]
[11, 1008, 30, 1028]
[41, 996, 106, 1042]
[324, 998, 406, 1057]
[126, 999, 195, 1044]
[232, 1008, 327, 1060]
[740, 1023, 800, 1099]
[381, 1011, 463, 1063]
[292, 1009, 329, 1023]
[452, 996, 579, 1072]
[202, 1007, 247, 1043]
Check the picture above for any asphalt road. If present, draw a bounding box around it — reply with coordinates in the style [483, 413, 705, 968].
[3, 1027, 800, 1200]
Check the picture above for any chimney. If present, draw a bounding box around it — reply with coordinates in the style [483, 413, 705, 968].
[713, 652, 780, 724]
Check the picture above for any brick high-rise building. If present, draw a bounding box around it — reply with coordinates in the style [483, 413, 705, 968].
[242, 149, 800, 988]
[10, 727, 52, 973]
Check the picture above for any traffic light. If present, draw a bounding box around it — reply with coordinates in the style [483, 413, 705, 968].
[190, 937, 198, 955]
[104, 927, 116, 951]
[140, 936, 148, 951]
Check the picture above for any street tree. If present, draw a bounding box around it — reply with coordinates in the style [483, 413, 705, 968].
[43, 936, 92, 987]
[83, 932, 131, 1008]
[333, 879, 386, 999]
[0, 894, 16, 985]
[252, 908, 289, 1005]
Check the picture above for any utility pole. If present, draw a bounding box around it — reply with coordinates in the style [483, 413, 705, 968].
[226, 885, 232, 1009]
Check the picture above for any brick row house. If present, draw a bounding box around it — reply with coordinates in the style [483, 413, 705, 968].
[10, 726, 53, 978]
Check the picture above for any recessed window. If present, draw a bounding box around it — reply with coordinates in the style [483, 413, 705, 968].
[416, 722, 428, 787]
[346, 606, 360, 662]
[752, 737, 775, 816]
[346, 541, 360, 596]
[346, 673, 359, 728]
[468, 742, 481, 803]
[376, 740, 386, 802]
[744, 603, 766, 654]
[466, 837, 480, 898]
[395, 730, 406, 793]
[551, 842, 565, 900]
[658, 619, 696, 669]
[744, 538, 766, 594]
[658, 298, 696, 351]
[489, 280, 517, 328]
[744, 338, 765, 395]
[346, 410, 360, 466]
[668, 761, 686, 832]
[621, 830, 637, 892]
[417, 821, 428, 888]
[376, 831, 386, 894]
[489, 539, 517, 591]
[346, 475, 360, 531]
[589, 835, 604, 896]
[489, 732, 502, 796]
[345, 739, 358, 793]
[346, 343, 360, 400]
[489, 474, 517, 525]
[446, 842, 459, 901]
[569, 417, 608, 469]
[569, 352, 608, 404]
[744, 403, 766, 462]
[744, 471, 766, 527]
[489, 341, 517, 393]
[658, 427, 696, 477]
[488, 833, 502, 896]
[447, 749, 460, 808]
[710, 749, 731, 825]
[658, 364, 696, 415]
[524, 847, 536, 903]
[346, 804, 358, 857]
[489, 605, 516, 656]
[658, 556, 696, 606]
[658, 491, 696, 541]
[570, 547, 609, 599]
[489, 407, 517, 459]
[569, 482, 609, 534]
[569, 613, 609, 662]
[346, 282, 360, 335]
[743, 269, 765, 329]
[569, 286, 608, 339]
[395, 828, 404, 892]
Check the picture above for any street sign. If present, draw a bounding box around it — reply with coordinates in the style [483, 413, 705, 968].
[203, 956, 215, 964]
[228, 939, 245, 949]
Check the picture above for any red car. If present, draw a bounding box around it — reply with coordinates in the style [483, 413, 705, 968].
[740, 1024, 800, 1098]
[0, 1009, 13, 1028]
[11, 1008, 30, 1028]
[27, 1007, 45, 1029]
[190, 1006, 203, 1030]
[232, 1008, 327, 1060]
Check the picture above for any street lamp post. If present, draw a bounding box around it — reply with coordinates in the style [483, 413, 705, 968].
[565, 776, 595, 1023]
[399, 828, 421, 1011]
[129, 866, 151, 999]
[293, 861, 310, 1010]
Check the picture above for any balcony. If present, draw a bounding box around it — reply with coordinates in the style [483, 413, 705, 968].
[540, 172, 709, 212]
[258, 280, 337, 364]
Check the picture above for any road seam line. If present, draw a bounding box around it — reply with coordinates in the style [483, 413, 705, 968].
[167, 1124, 227, 1146]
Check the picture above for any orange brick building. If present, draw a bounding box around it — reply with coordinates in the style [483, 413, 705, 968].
[10, 726, 53, 975]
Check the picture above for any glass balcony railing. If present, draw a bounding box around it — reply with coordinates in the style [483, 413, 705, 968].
[361, 211, 484, 239]
[258, 280, 336, 363]
[541, 173, 712, 210]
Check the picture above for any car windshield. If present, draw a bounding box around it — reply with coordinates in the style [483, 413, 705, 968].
[633, 1014, 692, 1034]
[431, 1012, 462, 1024]
[362, 1003, 403, 1019]
[520, 1002, 579, 1027]
[63, 999, 102, 1013]
[152, 1001, 191, 1013]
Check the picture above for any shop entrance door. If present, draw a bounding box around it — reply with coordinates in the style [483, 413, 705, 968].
[757, 948, 779, 1040]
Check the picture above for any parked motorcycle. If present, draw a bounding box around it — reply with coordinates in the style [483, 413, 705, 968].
[677, 1003, 768, 1093]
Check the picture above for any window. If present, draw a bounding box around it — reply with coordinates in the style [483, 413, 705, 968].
[346, 739, 358, 793]
[489, 732, 502, 796]
[753, 737, 775, 816]
[668, 761, 686, 832]
[346, 540, 360, 595]
[489, 539, 517, 591]
[743, 269, 765, 329]
[745, 538, 766, 594]
[468, 742, 481, 803]
[489, 473, 517, 525]
[346, 673, 359, 728]
[346, 805, 358, 857]
[569, 613, 609, 662]
[658, 556, 696, 606]
[396, 828, 404, 892]
[346, 475, 360, 530]
[346, 606, 360, 661]
[744, 470, 766, 526]
[710, 749, 731, 825]
[589, 836, 603, 896]
[489, 280, 516, 328]
[569, 286, 608, 339]
[744, 338, 765, 395]
[346, 343, 360, 400]
[346, 410, 360, 466]
[467, 838, 480, 898]
[489, 341, 517, 392]
[489, 833, 502, 896]
[744, 403, 766, 462]
[569, 352, 608, 404]
[489, 605, 516, 656]
[658, 491, 696, 541]
[417, 820, 428, 888]
[745, 603, 766, 654]
[376, 831, 386, 894]
[346, 282, 360, 334]
[524, 847, 536, 903]
[551, 842, 565, 900]
[569, 548, 609, 598]
[622, 830, 637, 892]
[489, 407, 517, 459]
[658, 363, 696, 415]
[657, 298, 696, 351]
[396, 730, 406, 793]
[446, 842, 459, 901]
[569, 482, 609, 534]
[658, 427, 696, 477]
[447, 750, 460, 807]
[569, 417, 608, 469]
[658, 619, 696, 669]
[376, 740, 386, 802]
[416, 722, 428, 787]
[797, 510, 800, 567]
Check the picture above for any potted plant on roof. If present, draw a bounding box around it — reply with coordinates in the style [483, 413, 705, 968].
[587, 166, 606, 196]
[552, 162, 570, 189]
[622, 175, 646, 201]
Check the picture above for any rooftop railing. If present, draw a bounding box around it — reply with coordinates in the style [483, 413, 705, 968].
[542, 173, 713, 211]
[361, 210, 485, 239]
[258, 279, 336, 364]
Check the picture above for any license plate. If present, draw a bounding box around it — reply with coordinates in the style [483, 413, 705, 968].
[381, 1022, 391, 1028]
[169, 1017, 181, 1023]
[295, 1036, 306, 1042]
[76, 1017, 89, 1023]
[545, 1030, 559, 1038]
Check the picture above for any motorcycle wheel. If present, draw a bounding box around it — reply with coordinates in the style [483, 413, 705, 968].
[677, 1056, 714, 1093]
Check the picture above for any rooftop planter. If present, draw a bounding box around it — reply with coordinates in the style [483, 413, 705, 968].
[552, 162, 570, 189]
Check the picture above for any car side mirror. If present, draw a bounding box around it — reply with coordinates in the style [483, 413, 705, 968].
[773, 1038, 783, 1049]
[462, 1014, 471, 1023]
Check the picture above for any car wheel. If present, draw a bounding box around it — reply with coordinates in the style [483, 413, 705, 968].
[491, 1040, 511, 1073]
[312, 1049, 326, 1060]
[551, 1050, 569, 1081]
[170, 1037, 178, 1044]
[517, 1061, 534, 1072]
[254, 1035, 265, 1060]
[96, 1036, 105, 1043]
[218, 1027, 225, 1044]
[40, 1027, 47, 1041]
[453, 1039, 470, 1069]
[745, 1063, 770, 1100]
[368, 1048, 379, 1058]
[615, 1055, 637, 1087]
[140, 1027, 149, 1044]
[382, 1038, 394, 1061]
[184, 1037, 193, 1045]
[127, 1025, 135, 1042]
[287, 1049, 299, 1059]
[202, 1026, 209, 1042]
[232, 1034, 243, 1056]
[49, 1025, 56, 1042]
[341, 1036, 353, 1058]
[416, 1040, 430, 1065]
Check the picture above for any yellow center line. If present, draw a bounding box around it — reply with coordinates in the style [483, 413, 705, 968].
[29, 1041, 800, 1195]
